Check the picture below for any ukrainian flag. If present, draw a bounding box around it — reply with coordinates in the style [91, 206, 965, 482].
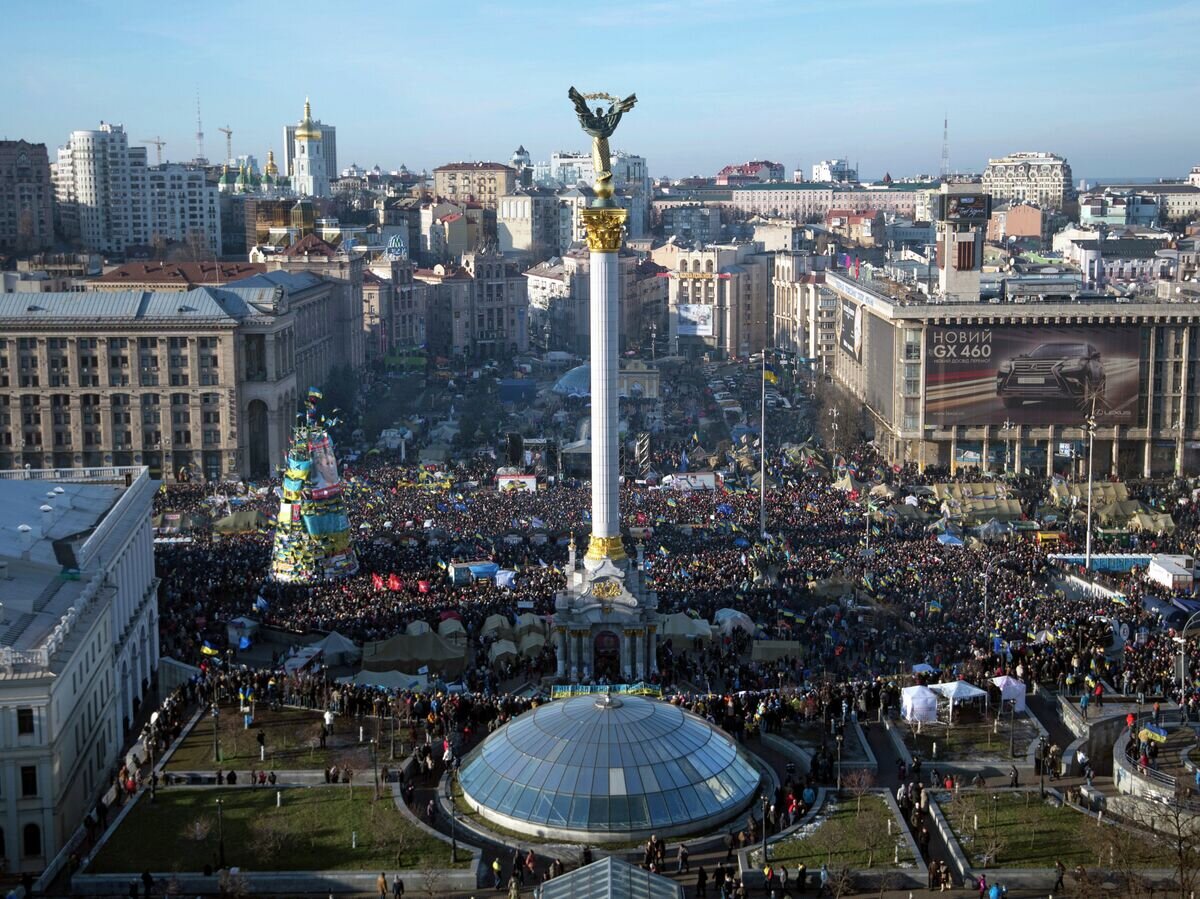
[927, 600, 942, 614]
[201, 641, 219, 656]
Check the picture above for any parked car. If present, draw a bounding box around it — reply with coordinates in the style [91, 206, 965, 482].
[996, 342, 1105, 407]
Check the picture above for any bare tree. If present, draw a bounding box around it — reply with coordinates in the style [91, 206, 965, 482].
[420, 860, 445, 899]
[249, 816, 292, 867]
[858, 808, 890, 869]
[1119, 795, 1200, 898]
[843, 771, 875, 816]
[181, 816, 213, 843]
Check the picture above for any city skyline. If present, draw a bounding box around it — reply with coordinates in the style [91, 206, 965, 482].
[5, 0, 1199, 180]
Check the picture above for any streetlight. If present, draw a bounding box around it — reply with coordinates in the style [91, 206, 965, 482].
[1009, 699, 1016, 759]
[982, 557, 1005, 637]
[1002, 418, 1015, 474]
[148, 711, 160, 802]
[760, 794, 769, 863]
[1174, 611, 1200, 705]
[1037, 735, 1047, 798]
[836, 733, 844, 795]
[1084, 396, 1097, 570]
[371, 739, 380, 801]
[444, 774, 458, 864]
[211, 700, 220, 764]
[215, 797, 226, 869]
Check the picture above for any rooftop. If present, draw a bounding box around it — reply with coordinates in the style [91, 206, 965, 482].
[0, 285, 287, 325]
[537, 857, 683, 899]
[0, 469, 151, 672]
[434, 161, 516, 173]
[93, 261, 266, 286]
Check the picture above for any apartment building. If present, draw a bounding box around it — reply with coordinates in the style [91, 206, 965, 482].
[0, 141, 54, 254]
[666, 243, 773, 359]
[433, 162, 516, 209]
[982, 151, 1073, 209]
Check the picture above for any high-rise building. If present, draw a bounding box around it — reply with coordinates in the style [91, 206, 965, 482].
[283, 108, 337, 185]
[667, 243, 773, 359]
[52, 124, 221, 255]
[982, 151, 1073, 209]
[497, 188, 560, 258]
[289, 99, 329, 198]
[145, 163, 222, 253]
[0, 466, 159, 875]
[52, 123, 148, 253]
[0, 141, 54, 254]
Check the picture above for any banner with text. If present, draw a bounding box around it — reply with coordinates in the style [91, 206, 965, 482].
[676, 303, 715, 337]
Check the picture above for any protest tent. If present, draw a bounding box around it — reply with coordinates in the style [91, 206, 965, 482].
[337, 670, 430, 692]
[495, 569, 517, 589]
[213, 508, 269, 534]
[911, 662, 937, 675]
[405, 620, 432, 636]
[226, 616, 259, 646]
[937, 532, 964, 546]
[312, 631, 361, 666]
[518, 632, 547, 658]
[515, 612, 546, 636]
[751, 640, 802, 663]
[437, 617, 467, 646]
[930, 680, 989, 722]
[362, 632, 467, 677]
[901, 685, 938, 724]
[714, 608, 756, 636]
[482, 614, 514, 640]
[488, 639, 519, 667]
[833, 474, 865, 494]
[660, 612, 713, 642]
[991, 675, 1027, 713]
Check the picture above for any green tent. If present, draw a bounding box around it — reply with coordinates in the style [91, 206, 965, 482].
[213, 508, 269, 534]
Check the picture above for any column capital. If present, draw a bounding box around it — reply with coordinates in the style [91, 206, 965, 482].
[581, 206, 627, 252]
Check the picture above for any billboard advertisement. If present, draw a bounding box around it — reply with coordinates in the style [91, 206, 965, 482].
[924, 325, 1143, 427]
[840, 298, 863, 361]
[938, 193, 992, 222]
[677, 304, 714, 337]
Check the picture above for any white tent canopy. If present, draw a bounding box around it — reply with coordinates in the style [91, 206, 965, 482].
[714, 608, 755, 636]
[488, 639, 519, 666]
[312, 631, 361, 666]
[405, 620, 432, 636]
[991, 675, 1027, 713]
[930, 680, 989, 722]
[226, 616, 259, 645]
[518, 632, 547, 657]
[901, 685, 938, 723]
[661, 612, 713, 642]
[437, 618, 467, 645]
[515, 612, 546, 636]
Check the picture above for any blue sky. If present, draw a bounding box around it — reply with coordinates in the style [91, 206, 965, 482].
[4, 0, 1198, 180]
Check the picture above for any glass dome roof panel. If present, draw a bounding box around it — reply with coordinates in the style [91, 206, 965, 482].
[459, 694, 759, 838]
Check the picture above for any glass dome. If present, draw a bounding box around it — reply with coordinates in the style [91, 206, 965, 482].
[552, 364, 590, 398]
[458, 694, 761, 840]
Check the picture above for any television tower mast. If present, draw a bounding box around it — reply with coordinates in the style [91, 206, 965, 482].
[940, 114, 950, 179]
[194, 94, 207, 165]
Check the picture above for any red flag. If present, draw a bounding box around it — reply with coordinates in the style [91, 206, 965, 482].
[388, 573, 402, 592]
[372, 572, 384, 591]
[418, 580, 431, 594]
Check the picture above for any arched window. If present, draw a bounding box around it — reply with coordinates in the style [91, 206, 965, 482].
[23, 822, 40, 857]
[705, 259, 715, 273]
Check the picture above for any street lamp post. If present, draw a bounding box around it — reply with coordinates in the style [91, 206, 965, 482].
[1084, 400, 1097, 570]
[216, 797, 226, 869]
[211, 700, 220, 764]
[836, 733, 844, 795]
[371, 739, 380, 801]
[148, 711, 160, 802]
[1038, 735, 1047, 798]
[1175, 611, 1200, 703]
[444, 774, 457, 864]
[1009, 700, 1016, 759]
[761, 794, 769, 863]
[1002, 418, 1014, 474]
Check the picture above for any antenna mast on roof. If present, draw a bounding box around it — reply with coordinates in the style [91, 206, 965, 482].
[940, 114, 949, 179]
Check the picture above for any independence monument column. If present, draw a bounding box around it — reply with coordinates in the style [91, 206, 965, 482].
[567, 86, 637, 568]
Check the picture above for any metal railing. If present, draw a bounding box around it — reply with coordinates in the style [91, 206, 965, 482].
[0, 465, 146, 483]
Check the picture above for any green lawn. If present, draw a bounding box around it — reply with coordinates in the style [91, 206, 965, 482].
[165, 705, 386, 772]
[942, 791, 1173, 868]
[88, 787, 466, 873]
[753, 794, 913, 869]
[901, 714, 1040, 762]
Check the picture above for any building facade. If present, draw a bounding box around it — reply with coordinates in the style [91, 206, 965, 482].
[811, 159, 857, 183]
[0, 280, 325, 480]
[770, 254, 832, 370]
[145, 164, 222, 253]
[283, 116, 336, 185]
[417, 250, 529, 359]
[0, 466, 158, 875]
[982, 152, 1073, 209]
[53, 123, 148, 253]
[433, 162, 516, 209]
[716, 160, 784, 185]
[290, 100, 329, 198]
[497, 188, 560, 258]
[0, 141, 54, 255]
[666, 243, 772, 359]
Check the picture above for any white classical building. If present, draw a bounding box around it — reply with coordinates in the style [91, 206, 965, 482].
[290, 99, 329, 198]
[0, 467, 158, 874]
[982, 151, 1074, 209]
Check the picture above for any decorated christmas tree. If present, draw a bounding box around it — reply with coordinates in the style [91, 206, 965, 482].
[269, 388, 359, 583]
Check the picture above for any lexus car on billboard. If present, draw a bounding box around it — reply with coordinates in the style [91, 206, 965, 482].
[925, 325, 1142, 427]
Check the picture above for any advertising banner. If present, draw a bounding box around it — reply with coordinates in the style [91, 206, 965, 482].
[840, 298, 863, 361]
[676, 303, 714, 337]
[925, 325, 1142, 427]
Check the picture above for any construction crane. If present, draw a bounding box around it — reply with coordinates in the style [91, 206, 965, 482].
[218, 126, 233, 165]
[141, 137, 166, 165]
